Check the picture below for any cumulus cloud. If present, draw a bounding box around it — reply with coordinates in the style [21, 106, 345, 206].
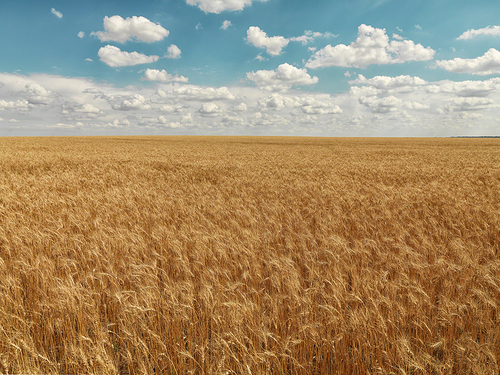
[107, 118, 131, 128]
[158, 104, 189, 114]
[138, 116, 185, 128]
[457, 26, 500, 40]
[98, 45, 159, 67]
[62, 102, 103, 114]
[258, 93, 342, 114]
[257, 93, 297, 109]
[165, 44, 182, 59]
[402, 101, 430, 111]
[301, 102, 342, 114]
[255, 53, 267, 61]
[247, 26, 289, 56]
[250, 111, 290, 127]
[26, 83, 56, 105]
[290, 30, 336, 45]
[198, 102, 221, 116]
[108, 94, 151, 111]
[170, 85, 235, 101]
[186, 0, 268, 13]
[306, 24, 435, 68]
[349, 74, 428, 89]
[61, 103, 103, 116]
[91, 15, 169, 43]
[444, 97, 495, 112]
[428, 78, 500, 97]
[229, 102, 248, 112]
[247, 63, 318, 91]
[222, 114, 244, 124]
[435, 48, 500, 75]
[142, 69, 188, 83]
[61, 102, 105, 120]
[78, 31, 85, 38]
[358, 95, 403, 113]
[0, 99, 29, 111]
[181, 113, 194, 123]
[51, 8, 62, 18]
[221, 20, 232, 30]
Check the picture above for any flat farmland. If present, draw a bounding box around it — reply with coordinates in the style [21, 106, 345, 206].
[0, 136, 499, 374]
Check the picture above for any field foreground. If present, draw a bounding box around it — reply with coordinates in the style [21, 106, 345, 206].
[0, 136, 499, 374]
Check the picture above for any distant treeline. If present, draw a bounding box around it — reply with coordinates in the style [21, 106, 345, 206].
[451, 136, 500, 138]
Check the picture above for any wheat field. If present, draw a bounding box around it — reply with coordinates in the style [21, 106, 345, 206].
[0, 136, 499, 374]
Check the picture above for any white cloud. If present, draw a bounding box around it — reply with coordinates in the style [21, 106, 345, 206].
[108, 94, 151, 111]
[247, 26, 289, 56]
[290, 30, 336, 45]
[255, 53, 267, 61]
[435, 48, 500, 75]
[358, 95, 403, 113]
[0, 99, 29, 111]
[247, 63, 318, 91]
[402, 101, 430, 111]
[349, 74, 428, 89]
[107, 118, 131, 128]
[51, 8, 62, 18]
[222, 114, 244, 124]
[91, 15, 169, 43]
[457, 26, 500, 40]
[429, 78, 500, 97]
[257, 93, 297, 109]
[158, 104, 189, 113]
[61, 102, 105, 120]
[165, 44, 182, 59]
[169, 85, 235, 101]
[139, 116, 185, 128]
[301, 103, 342, 115]
[26, 83, 56, 105]
[78, 31, 85, 38]
[4, 71, 500, 137]
[98, 45, 159, 67]
[142, 69, 189, 83]
[63, 103, 102, 113]
[444, 97, 495, 112]
[186, 0, 268, 14]
[258, 93, 342, 115]
[85, 58, 93, 62]
[181, 113, 194, 124]
[62, 102, 102, 114]
[221, 20, 232, 30]
[306, 24, 435, 69]
[198, 102, 221, 116]
[196, 23, 203, 30]
[229, 102, 248, 112]
[250, 111, 290, 127]
[387, 39, 435, 64]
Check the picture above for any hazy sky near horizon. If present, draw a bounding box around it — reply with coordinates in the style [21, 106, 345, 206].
[1, 0, 500, 136]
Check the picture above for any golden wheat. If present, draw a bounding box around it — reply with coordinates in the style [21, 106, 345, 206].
[0, 136, 499, 374]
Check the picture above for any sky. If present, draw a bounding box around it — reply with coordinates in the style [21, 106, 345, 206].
[1, 0, 500, 136]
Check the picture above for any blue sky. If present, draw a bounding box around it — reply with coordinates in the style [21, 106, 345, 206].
[1, 0, 500, 136]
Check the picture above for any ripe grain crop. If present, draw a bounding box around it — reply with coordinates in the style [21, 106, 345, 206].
[0, 136, 499, 374]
